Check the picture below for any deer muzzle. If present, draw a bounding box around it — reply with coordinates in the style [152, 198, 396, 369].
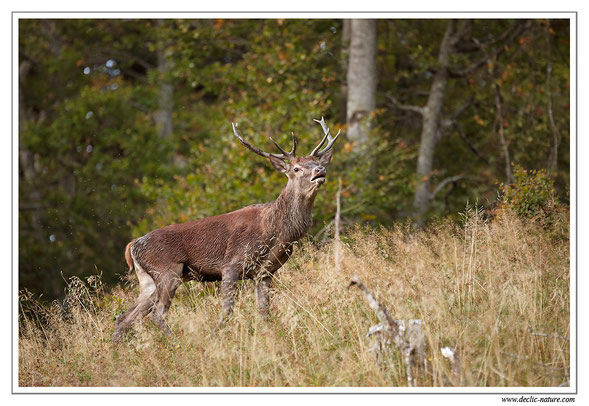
[311, 167, 326, 184]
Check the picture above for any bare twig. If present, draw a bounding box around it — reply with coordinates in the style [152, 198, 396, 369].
[334, 177, 343, 270]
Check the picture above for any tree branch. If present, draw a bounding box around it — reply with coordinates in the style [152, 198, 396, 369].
[449, 95, 475, 120]
[431, 175, 465, 200]
[454, 123, 490, 165]
[386, 94, 425, 116]
[348, 275, 397, 336]
[439, 95, 475, 133]
[449, 20, 531, 78]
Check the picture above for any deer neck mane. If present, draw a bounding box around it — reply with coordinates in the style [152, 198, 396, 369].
[265, 180, 316, 243]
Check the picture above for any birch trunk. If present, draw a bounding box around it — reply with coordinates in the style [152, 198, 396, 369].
[346, 19, 377, 147]
[544, 21, 560, 173]
[339, 20, 351, 124]
[413, 20, 459, 226]
[155, 20, 174, 141]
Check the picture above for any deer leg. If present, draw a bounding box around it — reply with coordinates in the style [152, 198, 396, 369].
[255, 274, 272, 320]
[219, 267, 239, 323]
[113, 264, 157, 344]
[149, 264, 183, 335]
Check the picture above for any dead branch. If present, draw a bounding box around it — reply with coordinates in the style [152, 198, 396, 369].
[348, 275, 426, 387]
[348, 275, 397, 334]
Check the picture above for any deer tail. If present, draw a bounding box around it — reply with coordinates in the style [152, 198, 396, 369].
[124, 239, 136, 271]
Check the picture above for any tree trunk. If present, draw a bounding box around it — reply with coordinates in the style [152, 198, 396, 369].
[493, 83, 515, 184]
[18, 60, 42, 235]
[413, 20, 460, 226]
[544, 20, 560, 173]
[155, 20, 174, 141]
[346, 19, 377, 148]
[339, 19, 351, 125]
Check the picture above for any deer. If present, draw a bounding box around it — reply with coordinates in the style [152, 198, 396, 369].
[112, 117, 340, 344]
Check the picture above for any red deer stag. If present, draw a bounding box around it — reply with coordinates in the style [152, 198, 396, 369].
[113, 118, 339, 343]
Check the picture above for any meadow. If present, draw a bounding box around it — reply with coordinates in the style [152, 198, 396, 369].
[18, 209, 570, 387]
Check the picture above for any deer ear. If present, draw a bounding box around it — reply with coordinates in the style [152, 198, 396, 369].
[318, 147, 334, 167]
[269, 156, 290, 173]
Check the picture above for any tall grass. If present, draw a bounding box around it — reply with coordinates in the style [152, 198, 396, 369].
[18, 209, 570, 387]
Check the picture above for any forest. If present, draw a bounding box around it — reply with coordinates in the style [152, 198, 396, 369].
[18, 17, 571, 389]
[19, 18, 570, 299]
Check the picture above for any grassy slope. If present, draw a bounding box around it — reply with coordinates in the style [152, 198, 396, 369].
[18, 210, 570, 387]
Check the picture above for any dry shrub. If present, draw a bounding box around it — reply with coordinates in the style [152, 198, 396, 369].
[19, 208, 569, 387]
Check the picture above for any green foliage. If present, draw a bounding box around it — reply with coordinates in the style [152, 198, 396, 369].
[18, 18, 570, 299]
[135, 20, 418, 234]
[336, 125, 417, 224]
[20, 81, 170, 295]
[19, 20, 173, 297]
[499, 165, 556, 219]
[380, 19, 570, 217]
[134, 19, 348, 234]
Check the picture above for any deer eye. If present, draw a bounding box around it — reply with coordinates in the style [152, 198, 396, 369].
[293, 167, 300, 172]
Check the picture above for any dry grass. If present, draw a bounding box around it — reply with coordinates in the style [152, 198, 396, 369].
[18, 209, 570, 387]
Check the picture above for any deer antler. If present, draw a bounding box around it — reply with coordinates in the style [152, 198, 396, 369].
[311, 117, 341, 157]
[232, 122, 297, 160]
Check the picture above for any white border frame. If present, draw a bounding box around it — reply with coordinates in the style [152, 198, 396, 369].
[11, 11, 577, 396]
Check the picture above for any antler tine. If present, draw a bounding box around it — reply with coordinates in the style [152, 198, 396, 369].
[291, 132, 297, 156]
[232, 122, 296, 160]
[311, 117, 341, 157]
[232, 122, 273, 159]
[310, 119, 329, 156]
[269, 132, 297, 159]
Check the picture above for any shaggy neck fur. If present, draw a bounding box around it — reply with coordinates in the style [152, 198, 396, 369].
[266, 180, 317, 244]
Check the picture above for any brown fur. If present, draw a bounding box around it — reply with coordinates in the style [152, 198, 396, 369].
[113, 135, 335, 344]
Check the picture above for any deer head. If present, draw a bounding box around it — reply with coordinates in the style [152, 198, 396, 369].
[231, 117, 340, 199]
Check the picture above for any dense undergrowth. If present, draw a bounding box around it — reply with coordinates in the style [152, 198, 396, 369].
[18, 208, 570, 387]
